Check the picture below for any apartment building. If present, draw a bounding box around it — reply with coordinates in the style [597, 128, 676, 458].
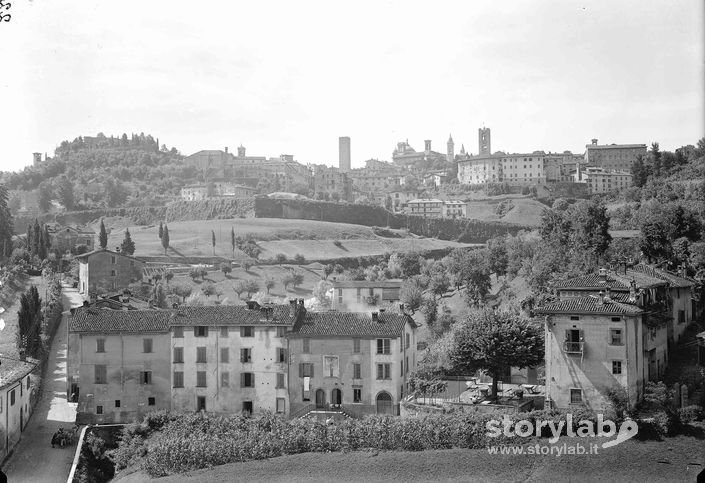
[75, 249, 145, 297]
[0, 355, 37, 461]
[287, 310, 418, 418]
[576, 167, 633, 194]
[68, 309, 172, 424]
[328, 280, 403, 311]
[457, 152, 546, 185]
[407, 199, 467, 218]
[538, 265, 696, 410]
[584, 139, 647, 172]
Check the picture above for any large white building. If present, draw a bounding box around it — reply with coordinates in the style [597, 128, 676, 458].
[457, 152, 546, 185]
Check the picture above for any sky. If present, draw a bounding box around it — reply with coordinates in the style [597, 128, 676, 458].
[0, 0, 703, 172]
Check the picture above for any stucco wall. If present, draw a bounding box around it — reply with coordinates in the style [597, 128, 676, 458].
[70, 332, 171, 424]
[79, 251, 144, 295]
[0, 375, 33, 461]
[671, 287, 694, 343]
[545, 314, 644, 410]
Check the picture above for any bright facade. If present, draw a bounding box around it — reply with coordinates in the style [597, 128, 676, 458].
[0, 356, 36, 461]
[328, 280, 402, 311]
[76, 249, 145, 296]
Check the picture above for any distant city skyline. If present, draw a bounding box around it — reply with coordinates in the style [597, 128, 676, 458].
[1, 0, 702, 173]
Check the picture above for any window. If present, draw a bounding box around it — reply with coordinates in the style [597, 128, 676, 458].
[173, 326, 183, 338]
[611, 317, 621, 322]
[220, 326, 229, 337]
[377, 339, 390, 354]
[143, 338, 153, 353]
[111, 256, 116, 264]
[353, 338, 361, 353]
[220, 347, 229, 363]
[277, 347, 287, 363]
[96, 338, 105, 353]
[353, 363, 361, 379]
[96, 405, 103, 415]
[196, 371, 207, 387]
[27, 377, 30, 390]
[173, 347, 184, 363]
[95, 365, 107, 384]
[148, 397, 155, 406]
[197, 396, 206, 412]
[406, 333, 410, 350]
[196, 347, 207, 363]
[115, 400, 120, 408]
[10, 390, 15, 406]
[337, 288, 343, 304]
[276, 397, 286, 414]
[406, 357, 409, 374]
[276, 326, 286, 337]
[612, 361, 622, 375]
[353, 388, 362, 403]
[276, 373, 285, 388]
[195, 326, 208, 337]
[221, 371, 230, 388]
[141, 371, 152, 384]
[356, 288, 361, 302]
[678, 310, 685, 324]
[240, 326, 254, 337]
[376, 363, 391, 380]
[173, 371, 184, 388]
[323, 356, 339, 377]
[240, 348, 252, 363]
[303, 338, 310, 353]
[300, 363, 314, 377]
[609, 329, 623, 345]
[401, 360, 404, 376]
[241, 372, 255, 387]
[110, 270, 116, 277]
[570, 388, 583, 404]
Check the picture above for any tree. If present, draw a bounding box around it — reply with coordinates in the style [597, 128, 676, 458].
[487, 236, 508, 278]
[161, 224, 170, 255]
[98, 220, 108, 249]
[242, 260, 254, 272]
[201, 282, 216, 298]
[294, 253, 306, 264]
[292, 271, 305, 288]
[400, 279, 424, 314]
[447, 310, 544, 400]
[211, 230, 216, 256]
[120, 228, 136, 255]
[233, 280, 247, 299]
[265, 278, 275, 294]
[56, 176, 74, 210]
[230, 227, 236, 258]
[104, 178, 128, 208]
[164, 271, 174, 284]
[429, 274, 450, 300]
[17, 285, 43, 358]
[158, 222, 164, 240]
[169, 281, 192, 303]
[243, 280, 259, 298]
[274, 253, 287, 265]
[569, 199, 612, 263]
[323, 264, 335, 280]
[650, 142, 662, 178]
[220, 262, 232, 277]
[38, 180, 53, 212]
[152, 283, 167, 308]
[282, 274, 295, 291]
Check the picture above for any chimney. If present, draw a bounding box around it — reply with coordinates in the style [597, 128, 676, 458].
[591, 138, 598, 145]
[289, 299, 296, 317]
[371, 312, 378, 322]
[604, 287, 611, 303]
[19, 349, 26, 362]
[598, 268, 607, 282]
[597, 291, 605, 305]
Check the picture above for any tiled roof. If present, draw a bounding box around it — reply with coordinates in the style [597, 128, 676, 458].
[330, 280, 402, 289]
[0, 357, 37, 390]
[535, 297, 643, 315]
[552, 274, 629, 290]
[291, 311, 416, 338]
[69, 309, 172, 333]
[74, 248, 144, 263]
[630, 264, 694, 288]
[170, 305, 297, 326]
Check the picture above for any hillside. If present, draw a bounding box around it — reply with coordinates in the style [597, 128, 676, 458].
[99, 218, 471, 261]
[463, 197, 548, 227]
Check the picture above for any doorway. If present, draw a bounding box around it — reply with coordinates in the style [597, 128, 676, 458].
[315, 389, 326, 408]
[331, 388, 342, 406]
[376, 392, 393, 415]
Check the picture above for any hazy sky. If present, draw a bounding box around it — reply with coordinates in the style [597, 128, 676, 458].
[1, 0, 702, 172]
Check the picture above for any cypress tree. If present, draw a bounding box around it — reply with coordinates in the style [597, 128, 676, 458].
[211, 230, 216, 256]
[120, 228, 136, 255]
[99, 220, 108, 249]
[161, 224, 170, 255]
[158, 222, 164, 239]
[32, 219, 41, 257]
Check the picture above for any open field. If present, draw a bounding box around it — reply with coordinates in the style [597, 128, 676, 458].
[464, 198, 547, 227]
[97, 218, 471, 261]
[114, 435, 705, 483]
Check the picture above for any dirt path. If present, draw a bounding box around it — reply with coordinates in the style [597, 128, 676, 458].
[3, 285, 85, 483]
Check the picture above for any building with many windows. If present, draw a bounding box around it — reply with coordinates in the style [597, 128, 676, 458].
[75, 249, 145, 297]
[287, 310, 418, 418]
[584, 139, 647, 172]
[575, 167, 633, 194]
[328, 280, 403, 311]
[457, 152, 546, 185]
[406, 199, 467, 218]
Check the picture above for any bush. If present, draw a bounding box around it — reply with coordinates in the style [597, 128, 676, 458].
[677, 405, 704, 423]
[333, 240, 343, 248]
[293, 253, 306, 264]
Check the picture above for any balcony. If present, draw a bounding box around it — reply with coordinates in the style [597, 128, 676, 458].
[563, 341, 584, 354]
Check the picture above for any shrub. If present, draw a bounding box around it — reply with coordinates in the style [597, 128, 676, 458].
[677, 405, 704, 423]
[333, 240, 343, 249]
[293, 253, 306, 264]
[220, 262, 232, 276]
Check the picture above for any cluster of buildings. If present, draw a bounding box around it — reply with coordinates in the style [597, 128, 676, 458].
[67, 300, 418, 423]
[536, 264, 698, 410]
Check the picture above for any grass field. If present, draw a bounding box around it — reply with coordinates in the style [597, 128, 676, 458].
[113, 435, 705, 482]
[97, 218, 469, 261]
[464, 198, 547, 227]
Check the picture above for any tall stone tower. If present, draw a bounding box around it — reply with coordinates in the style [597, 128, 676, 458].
[478, 127, 491, 156]
[446, 134, 455, 162]
[237, 145, 246, 157]
[339, 136, 351, 172]
[33, 153, 42, 166]
[424, 140, 432, 156]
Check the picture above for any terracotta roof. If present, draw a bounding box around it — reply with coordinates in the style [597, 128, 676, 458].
[330, 280, 402, 289]
[552, 274, 629, 290]
[630, 264, 694, 288]
[74, 248, 145, 263]
[69, 309, 172, 333]
[291, 311, 416, 338]
[170, 305, 297, 326]
[0, 357, 37, 390]
[535, 297, 643, 315]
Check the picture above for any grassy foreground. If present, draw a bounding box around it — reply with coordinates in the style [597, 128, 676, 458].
[114, 435, 705, 483]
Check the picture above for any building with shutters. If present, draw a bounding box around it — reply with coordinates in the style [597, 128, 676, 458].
[328, 280, 403, 311]
[0, 355, 37, 461]
[536, 265, 696, 410]
[287, 310, 418, 418]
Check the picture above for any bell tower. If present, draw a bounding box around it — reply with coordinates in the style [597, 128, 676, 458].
[446, 134, 455, 162]
[478, 127, 491, 156]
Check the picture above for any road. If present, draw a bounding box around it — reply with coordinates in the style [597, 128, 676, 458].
[3, 284, 85, 483]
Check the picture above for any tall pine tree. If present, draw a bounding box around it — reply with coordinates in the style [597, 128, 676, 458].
[211, 230, 216, 256]
[161, 224, 170, 255]
[99, 220, 108, 249]
[120, 228, 136, 255]
[158, 222, 164, 239]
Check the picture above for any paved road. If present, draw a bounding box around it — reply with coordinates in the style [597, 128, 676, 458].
[3, 285, 85, 483]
